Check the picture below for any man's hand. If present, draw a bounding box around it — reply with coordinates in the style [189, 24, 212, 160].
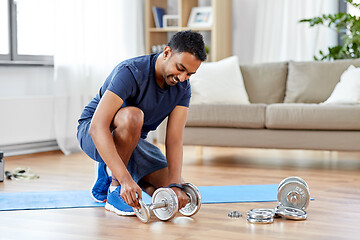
[171, 187, 189, 209]
[119, 178, 142, 209]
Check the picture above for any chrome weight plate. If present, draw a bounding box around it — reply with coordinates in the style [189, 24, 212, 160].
[152, 188, 178, 221]
[275, 206, 307, 220]
[278, 180, 310, 210]
[247, 208, 275, 220]
[246, 216, 274, 224]
[179, 183, 202, 217]
[278, 176, 309, 191]
[134, 199, 151, 223]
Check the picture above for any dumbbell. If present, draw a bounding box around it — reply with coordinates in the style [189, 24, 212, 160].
[134, 183, 202, 223]
[277, 176, 310, 210]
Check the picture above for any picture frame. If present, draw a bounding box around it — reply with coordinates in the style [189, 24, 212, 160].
[163, 15, 179, 28]
[187, 6, 213, 28]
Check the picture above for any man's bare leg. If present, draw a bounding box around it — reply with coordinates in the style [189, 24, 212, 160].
[104, 106, 144, 215]
[110, 106, 144, 184]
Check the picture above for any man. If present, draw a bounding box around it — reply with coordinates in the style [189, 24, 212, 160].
[77, 31, 207, 216]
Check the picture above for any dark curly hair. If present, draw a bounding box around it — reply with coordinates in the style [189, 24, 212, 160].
[167, 30, 207, 62]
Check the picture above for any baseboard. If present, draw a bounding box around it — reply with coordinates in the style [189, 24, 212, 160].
[0, 140, 59, 156]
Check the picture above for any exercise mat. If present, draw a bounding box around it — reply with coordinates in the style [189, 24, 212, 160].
[0, 184, 287, 211]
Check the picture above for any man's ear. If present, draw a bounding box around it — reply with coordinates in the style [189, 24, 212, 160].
[163, 46, 172, 59]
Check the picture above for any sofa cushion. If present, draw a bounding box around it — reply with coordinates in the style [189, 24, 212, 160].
[323, 65, 360, 104]
[284, 59, 360, 103]
[190, 56, 250, 105]
[240, 62, 288, 104]
[266, 103, 360, 130]
[187, 104, 266, 128]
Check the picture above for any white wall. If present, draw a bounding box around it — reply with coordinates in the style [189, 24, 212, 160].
[0, 66, 57, 155]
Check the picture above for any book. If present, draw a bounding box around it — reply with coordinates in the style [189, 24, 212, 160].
[152, 6, 165, 28]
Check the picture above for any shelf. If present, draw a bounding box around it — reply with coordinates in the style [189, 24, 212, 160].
[145, 0, 232, 62]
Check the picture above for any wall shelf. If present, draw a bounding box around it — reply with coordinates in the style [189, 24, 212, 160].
[145, 0, 232, 62]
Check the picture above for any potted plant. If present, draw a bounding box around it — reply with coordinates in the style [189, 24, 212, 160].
[300, 0, 360, 60]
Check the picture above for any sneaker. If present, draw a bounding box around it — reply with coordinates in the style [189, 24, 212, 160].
[105, 185, 135, 216]
[90, 162, 111, 203]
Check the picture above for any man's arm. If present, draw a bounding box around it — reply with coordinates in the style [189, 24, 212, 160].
[165, 105, 189, 208]
[89, 90, 142, 207]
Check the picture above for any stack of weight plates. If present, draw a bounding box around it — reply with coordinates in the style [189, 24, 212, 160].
[246, 208, 275, 224]
[276, 176, 310, 220]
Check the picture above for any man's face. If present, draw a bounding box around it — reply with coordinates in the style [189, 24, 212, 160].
[162, 48, 201, 87]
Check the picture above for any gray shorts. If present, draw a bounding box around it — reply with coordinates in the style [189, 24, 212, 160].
[77, 120, 168, 183]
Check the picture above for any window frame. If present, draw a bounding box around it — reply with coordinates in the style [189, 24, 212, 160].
[0, 0, 54, 66]
[338, 0, 348, 46]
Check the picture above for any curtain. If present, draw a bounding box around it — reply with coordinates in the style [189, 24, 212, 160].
[54, 0, 145, 155]
[253, 0, 338, 63]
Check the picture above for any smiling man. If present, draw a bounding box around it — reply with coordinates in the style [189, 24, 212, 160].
[77, 31, 207, 216]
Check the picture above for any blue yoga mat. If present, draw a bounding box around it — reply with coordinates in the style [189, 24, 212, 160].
[0, 184, 280, 211]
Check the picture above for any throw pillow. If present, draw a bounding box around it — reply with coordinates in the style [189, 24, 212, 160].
[284, 59, 360, 103]
[190, 56, 250, 105]
[323, 65, 360, 104]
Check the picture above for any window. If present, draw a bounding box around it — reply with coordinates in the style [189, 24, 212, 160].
[0, 0, 9, 57]
[0, 0, 55, 65]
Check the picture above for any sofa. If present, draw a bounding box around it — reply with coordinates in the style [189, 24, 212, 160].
[157, 57, 360, 151]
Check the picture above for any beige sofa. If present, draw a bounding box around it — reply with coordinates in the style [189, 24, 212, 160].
[157, 59, 360, 151]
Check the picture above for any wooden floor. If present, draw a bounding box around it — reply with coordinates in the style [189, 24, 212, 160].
[1, 146, 360, 240]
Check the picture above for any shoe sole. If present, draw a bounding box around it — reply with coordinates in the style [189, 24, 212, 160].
[90, 190, 107, 203]
[105, 202, 135, 216]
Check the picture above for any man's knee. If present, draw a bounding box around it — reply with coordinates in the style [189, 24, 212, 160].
[112, 107, 144, 137]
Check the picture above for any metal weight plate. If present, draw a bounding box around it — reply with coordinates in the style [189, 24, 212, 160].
[246, 216, 274, 224]
[278, 176, 309, 191]
[275, 206, 307, 220]
[179, 183, 202, 217]
[247, 208, 275, 220]
[134, 199, 151, 223]
[152, 188, 179, 221]
[278, 180, 310, 210]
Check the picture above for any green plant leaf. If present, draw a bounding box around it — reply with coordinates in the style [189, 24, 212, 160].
[299, 1, 360, 61]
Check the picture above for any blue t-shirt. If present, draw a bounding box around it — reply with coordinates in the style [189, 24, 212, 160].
[79, 53, 191, 139]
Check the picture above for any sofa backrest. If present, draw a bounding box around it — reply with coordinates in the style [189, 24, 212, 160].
[284, 59, 360, 103]
[240, 62, 288, 104]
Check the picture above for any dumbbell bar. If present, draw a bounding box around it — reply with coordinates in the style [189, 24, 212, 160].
[134, 183, 201, 223]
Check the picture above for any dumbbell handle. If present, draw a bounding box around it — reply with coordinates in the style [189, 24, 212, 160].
[151, 197, 190, 209]
[149, 200, 167, 211]
[147, 194, 191, 213]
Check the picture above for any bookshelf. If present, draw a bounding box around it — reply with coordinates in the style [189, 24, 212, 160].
[145, 0, 232, 62]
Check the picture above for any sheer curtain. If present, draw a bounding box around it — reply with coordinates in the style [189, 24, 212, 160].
[253, 0, 338, 63]
[54, 0, 145, 155]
